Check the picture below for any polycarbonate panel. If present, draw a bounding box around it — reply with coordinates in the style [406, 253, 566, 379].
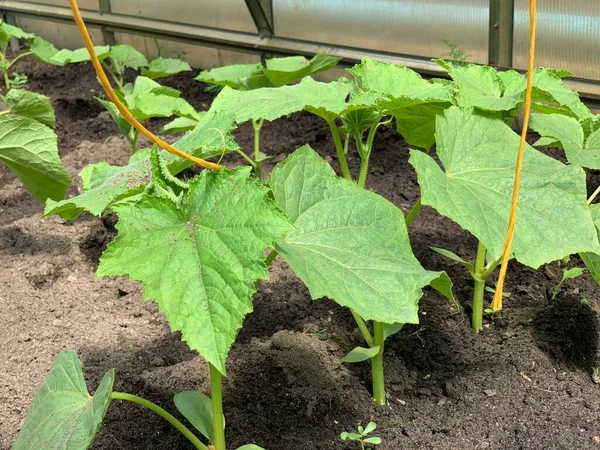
[16, 16, 103, 50]
[114, 32, 260, 72]
[513, 1, 600, 81]
[111, 0, 256, 32]
[15, 0, 97, 9]
[274, 0, 489, 64]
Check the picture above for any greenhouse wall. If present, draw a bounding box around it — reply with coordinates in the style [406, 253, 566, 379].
[2, 0, 599, 97]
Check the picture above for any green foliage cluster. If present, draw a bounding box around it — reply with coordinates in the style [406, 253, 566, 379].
[8, 26, 600, 450]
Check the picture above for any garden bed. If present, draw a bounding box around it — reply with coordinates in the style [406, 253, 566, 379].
[1, 58, 600, 450]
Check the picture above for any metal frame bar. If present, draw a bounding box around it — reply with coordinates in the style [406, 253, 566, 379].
[488, 0, 514, 68]
[98, 0, 116, 46]
[1, 0, 598, 100]
[244, 0, 273, 37]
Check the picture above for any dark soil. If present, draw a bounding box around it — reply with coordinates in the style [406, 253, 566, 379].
[2, 57, 600, 450]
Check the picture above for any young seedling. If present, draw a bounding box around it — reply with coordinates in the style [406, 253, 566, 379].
[441, 39, 471, 64]
[547, 267, 586, 301]
[340, 422, 382, 450]
[197, 54, 340, 177]
[410, 106, 600, 332]
[0, 20, 64, 90]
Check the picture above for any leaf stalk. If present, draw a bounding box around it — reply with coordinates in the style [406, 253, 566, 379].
[209, 363, 226, 450]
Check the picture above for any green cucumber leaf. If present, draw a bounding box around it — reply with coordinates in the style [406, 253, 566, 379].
[196, 63, 263, 89]
[109, 44, 149, 69]
[13, 350, 114, 450]
[3, 88, 55, 127]
[531, 69, 592, 120]
[159, 115, 202, 134]
[430, 246, 475, 275]
[124, 76, 198, 122]
[262, 54, 340, 87]
[142, 57, 192, 79]
[342, 346, 380, 363]
[409, 106, 600, 268]
[529, 113, 600, 169]
[50, 45, 111, 64]
[350, 58, 452, 149]
[580, 204, 600, 284]
[173, 391, 222, 441]
[0, 21, 34, 46]
[434, 61, 524, 113]
[271, 146, 452, 324]
[211, 77, 353, 123]
[30, 36, 62, 65]
[383, 323, 404, 340]
[0, 114, 70, 203]
[97, 168, 292, 373]
[44, 111, 237, 220]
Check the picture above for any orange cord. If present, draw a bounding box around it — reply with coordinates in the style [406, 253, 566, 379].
[68, 0, 222, 171]
[491, 0, 537, 311]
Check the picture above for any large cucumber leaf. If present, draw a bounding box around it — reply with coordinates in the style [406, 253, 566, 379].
[30, 36, 62, 65]
[0, 114, 71, 203]
[271, 146, 453, 324]
[529, 113, 600, 169]
[4, 88, 56, 127]
[196, 63, 263, 89]
[44, 111, 237, 220]
[409, 107, 600, 268]
[109, 44, 149, 70]
[0, 21, 34, 45]
[142, 57, 192, 79]
[97, 168, 292, 373]
[349, 58, 453, 149]
[262, 54, 341, 87]
[50, 45, 111, 64]
[210, 76, 353, 123]
[13, 351, 114, 450]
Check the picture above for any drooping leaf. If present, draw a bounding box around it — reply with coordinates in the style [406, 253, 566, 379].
[30, 36, 62, 65]
[531, 69, 592, 120]
[350, 58, 453, 149]
[210, 77, 353, 124]
[342, 346, 380, 363]
[3, 88, 55, 127]
[13, 350, 114, 450]
[271, 146, 453, 324]
[159, 115, 203, 134]
[0, 21, 34, 46]
[173, 391, 223, 441]
[142, 57, 192, 79]
[409, 106, 600, 268]
[0, 114, 70, 203]
[97, 168, 292, 373]
[383, 323, 404, 340]
[109, 44, 149, 69]
[50, 45, 111, 64]
[196, 63, 263, 89]
[430, 246, 475, 275]
[262, 54, 341, 87]
[45, 111, 238, 220]
[529, 113, 600, 169]
[124, 76, 198, 122]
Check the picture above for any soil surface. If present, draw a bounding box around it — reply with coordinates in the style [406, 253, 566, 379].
[2, 58, 600, 450]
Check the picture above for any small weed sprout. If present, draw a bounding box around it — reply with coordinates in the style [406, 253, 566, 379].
[442, 39, 471, 64]
[340, 422, 382, 450]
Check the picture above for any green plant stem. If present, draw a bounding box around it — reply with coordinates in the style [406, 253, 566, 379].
[101, 60, 124, 94]
[471, 241, 488, 332]
[326, 118, 352, 180]
[0, 51, 9, 91]
[110, 392, 207, 450]
[251, 118, 264, 177]
[405, 198, 422, 227]
[588, 185, 600, 205]
[371, 321, 386, 405]
[209, 363, 226, 450]
[343, 132, 350, 155]
[6, 51, 32, 71]
[264, 249, 278, 266]
[235, 148, 258, 169]
[358, 156, 369, 188]
[350, 309, 373, 347]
